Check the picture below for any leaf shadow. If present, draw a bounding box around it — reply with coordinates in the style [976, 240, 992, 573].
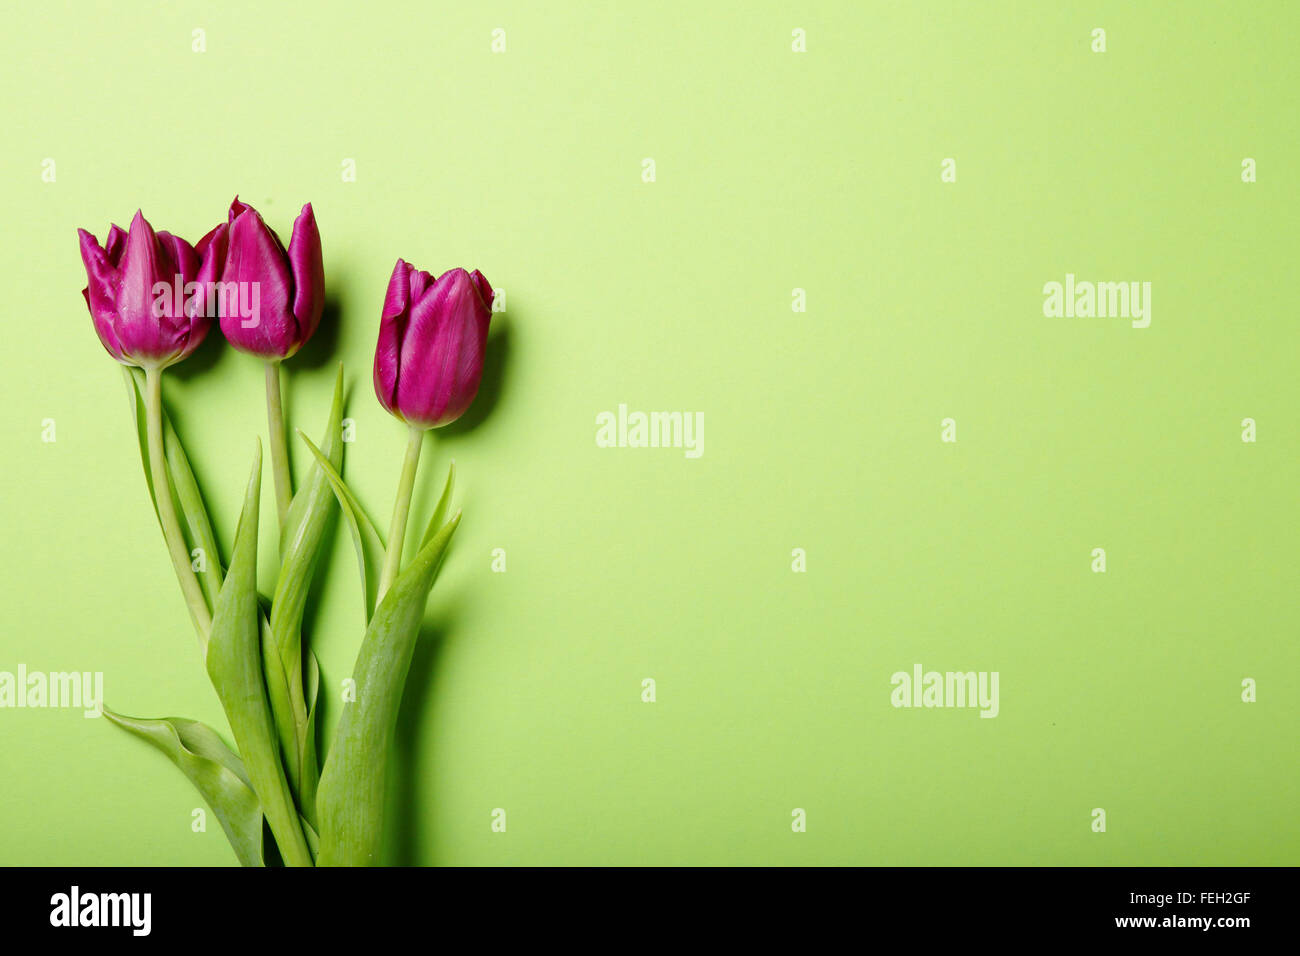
[298, 374, 355, 640]
[386, 611, 457, 866]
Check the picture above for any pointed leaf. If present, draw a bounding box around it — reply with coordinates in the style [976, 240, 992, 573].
[104, 709, 263, 867]
[300, 648, 322, 828]
[420, 461, 456, 550]
[205, 442, 313, 867]
[298, 430, 385, 624]
[257, 612, 298, 820]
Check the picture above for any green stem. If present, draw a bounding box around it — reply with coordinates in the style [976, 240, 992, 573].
[265, 361, 292, 530]
[376, 425, 425, 603]
[144, 365, 212, 648]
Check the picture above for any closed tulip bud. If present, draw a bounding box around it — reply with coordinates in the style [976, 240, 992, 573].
[210, 197, 324, 360]
[78, 210, 219, 369]
[373, 259, 493, 429]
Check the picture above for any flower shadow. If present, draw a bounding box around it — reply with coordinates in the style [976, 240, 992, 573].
[292, 289, 344, 371]
[438, 316, 512, 437]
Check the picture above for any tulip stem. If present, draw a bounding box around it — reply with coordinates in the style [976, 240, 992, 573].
[144, 365, 213, 648]
[264, 361, 292, 530]
[377, 426, 425, 603]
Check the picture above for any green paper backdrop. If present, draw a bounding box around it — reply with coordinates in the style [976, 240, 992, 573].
[1, 1, 1297, 865]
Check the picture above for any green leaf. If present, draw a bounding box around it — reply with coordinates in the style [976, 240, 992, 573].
[265, 365, 343, 813]
[420, 461, 456, 550]
[103, 709, 264, 867]
[256, 613, 297, 823]
[123, 367, 224, 608]
[298, 430, 385, 625]
[301, 814, 320, 858]
[205, 442, 313, 867]
[300, 649, 322, 828]
[315, 512, 461, 866]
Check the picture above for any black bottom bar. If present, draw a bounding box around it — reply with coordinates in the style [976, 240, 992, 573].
[3, 866, 1286, 941]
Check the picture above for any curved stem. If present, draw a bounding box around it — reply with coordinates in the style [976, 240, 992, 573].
[376, 425, 425, 603]
[264, 361, 292, 530]
[144, 365, 212, 648]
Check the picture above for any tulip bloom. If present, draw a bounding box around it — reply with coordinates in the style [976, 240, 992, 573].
[371, 259, 492, 602]
[373, 259, 493, 430]
[78, 210, 222, 369]
[78, 210, 223, 641]
[200, 198, 324, 525]
[207, 198, 324, 360]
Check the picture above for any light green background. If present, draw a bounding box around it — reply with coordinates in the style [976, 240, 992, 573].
[1, 1, 1297, 865]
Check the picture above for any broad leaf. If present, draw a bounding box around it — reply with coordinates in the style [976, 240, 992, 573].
[315, 513, 460, 866]
[103, 710, 263, 867]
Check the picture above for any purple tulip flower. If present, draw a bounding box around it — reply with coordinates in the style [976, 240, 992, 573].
[78, 210, 222, 368]
[204, 197, 324, 360]
[373, 259, 494, 429]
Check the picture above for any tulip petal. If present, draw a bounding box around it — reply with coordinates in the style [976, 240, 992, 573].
[287, 203, 324, 348]
[228, 195, 254, 224]
[469, 269, 494, 311]
[157, 230, 211, 358]
[398, 268, 490, 428]
[196, 222, 228, 287]
[373, 259, 412, 413]
[156, 231, 199, 284]
[195, 222, 228, 332]
[104, 223, 128, 265]
[408, 266, 435, 303]
[78, 229, 118, 309]
[114, 211, 175, 362]
[194, 222, 223, 259]
[219, 208, 296, 356]
[117, 211, 159, 314]
[78, 228, 127, 361]
[81, 285, 123, 361]
[382, 258, 413, 319]
[78, 228, 115, 289]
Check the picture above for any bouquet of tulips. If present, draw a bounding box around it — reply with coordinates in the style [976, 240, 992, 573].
[77, 199, 493, 866]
